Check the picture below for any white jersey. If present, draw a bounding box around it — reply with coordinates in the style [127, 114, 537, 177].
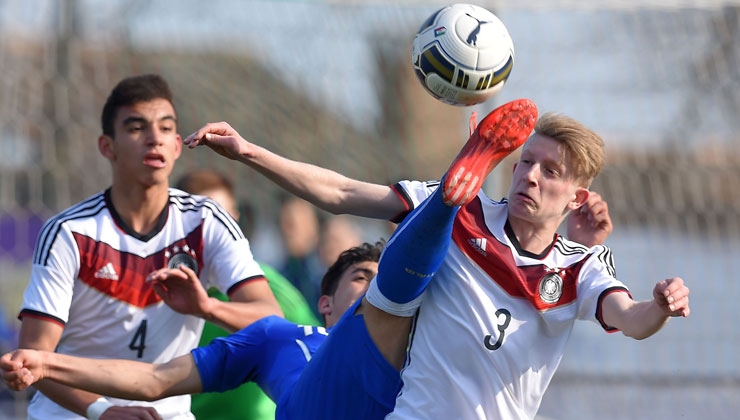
[388, 181, 628, 420]
[20, 188, 265, 420]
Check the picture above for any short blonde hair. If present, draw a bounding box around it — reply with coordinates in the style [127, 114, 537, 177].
[534, 112, 605, 186]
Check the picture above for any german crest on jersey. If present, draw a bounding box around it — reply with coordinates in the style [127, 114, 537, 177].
[538, 271, 563, 304]
[167, 245, 199, 275]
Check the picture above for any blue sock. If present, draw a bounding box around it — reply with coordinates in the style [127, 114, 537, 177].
[373, 186, 457, 305]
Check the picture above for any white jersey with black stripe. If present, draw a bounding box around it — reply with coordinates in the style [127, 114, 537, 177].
[388, 181, 628, 420]
[20, 188, 264, 420]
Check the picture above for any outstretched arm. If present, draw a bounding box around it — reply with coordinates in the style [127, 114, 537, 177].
[601, 277, 690, 340]
[1, 349, 202, 401]
[183, 121, 404, 219]
[18, 317, 166, 419]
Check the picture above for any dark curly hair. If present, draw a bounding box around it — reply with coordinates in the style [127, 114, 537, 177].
[320, 240, 385, 298]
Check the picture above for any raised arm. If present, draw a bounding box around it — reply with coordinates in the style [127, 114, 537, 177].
[601, 277, 690, 340]
[183, 121, 404, 219]
[566, 192, 613, 247]
[1, 348, 201, 401]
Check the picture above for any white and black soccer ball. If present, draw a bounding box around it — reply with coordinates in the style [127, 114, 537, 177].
[412, 3, 514, 106]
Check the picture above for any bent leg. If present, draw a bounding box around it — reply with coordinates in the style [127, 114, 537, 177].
[366, 98, 538, 316]
[362, 99, 538, 369]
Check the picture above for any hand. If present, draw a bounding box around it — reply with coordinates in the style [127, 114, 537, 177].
[99, 405, 163, 420]
[182, 121, 250, 161]
[567, 192, 613, 247]
[147, 265, 213, 319]
[0, 349, 42, 391]
[653, 277, 690, 318]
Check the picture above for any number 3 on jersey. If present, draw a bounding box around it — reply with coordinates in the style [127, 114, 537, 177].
[483, 308, 511, 351]
[129, 319, 148, 358]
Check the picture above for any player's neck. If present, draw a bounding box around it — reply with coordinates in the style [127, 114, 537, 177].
[506, 217, 559, 256]
[109, 183, 170, 235]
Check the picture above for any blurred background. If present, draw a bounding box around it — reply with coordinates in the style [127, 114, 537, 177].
[1, 0, 739, 418]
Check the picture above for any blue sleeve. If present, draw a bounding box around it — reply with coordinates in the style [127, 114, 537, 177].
[191, 316, 325, 404]
[192, 316, 274, 393]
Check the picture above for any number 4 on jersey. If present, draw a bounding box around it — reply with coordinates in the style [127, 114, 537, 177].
[129, 319, 148, 358]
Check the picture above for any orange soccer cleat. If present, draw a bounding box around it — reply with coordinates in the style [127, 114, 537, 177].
[442, 98, 538, 207]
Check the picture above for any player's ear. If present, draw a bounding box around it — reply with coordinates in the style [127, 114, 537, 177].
[98, 134, 116, 161]
[173, 134, 182, 159]
[569, 188, 589, 211]
[317, 295, 332, 317]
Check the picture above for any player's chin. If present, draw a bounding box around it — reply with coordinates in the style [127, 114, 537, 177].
[140, 172, 172, 188]
[508, 198, 536, 216]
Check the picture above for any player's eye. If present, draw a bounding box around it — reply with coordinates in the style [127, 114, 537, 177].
[544, 163, 563, 177]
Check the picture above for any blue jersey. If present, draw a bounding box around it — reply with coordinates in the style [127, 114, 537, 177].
[191, 300, 401, 420]
[191, 316, 328, 405]
[280, 299, 401, 420]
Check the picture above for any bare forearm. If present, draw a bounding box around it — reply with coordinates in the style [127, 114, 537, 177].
[18, 318, 102, 415]
[239, 145, 403, 219]
[185, 121, 404, 218]
[607, 300, 669, 340]
[603, 278, 689, 340]
[204, 297, 282, 332]
[43, 352, 196, 401]
[32, 378, 104, 416]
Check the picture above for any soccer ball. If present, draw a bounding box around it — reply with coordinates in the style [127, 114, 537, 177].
[412, 4, 514, 106]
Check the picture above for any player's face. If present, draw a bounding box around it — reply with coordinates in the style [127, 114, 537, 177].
[101, 98, 181, 188]
[320, 261, 378, 328]
[507, 134, 584, 226]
